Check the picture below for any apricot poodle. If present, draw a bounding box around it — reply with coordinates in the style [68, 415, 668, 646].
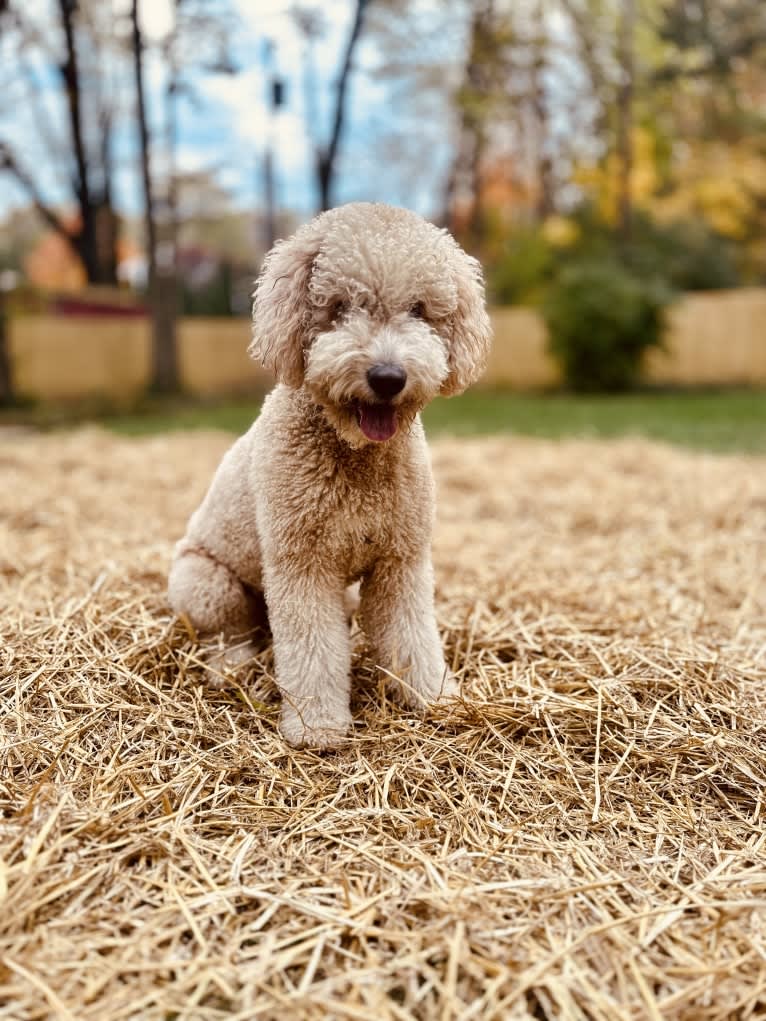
[168, 202, 491, 748]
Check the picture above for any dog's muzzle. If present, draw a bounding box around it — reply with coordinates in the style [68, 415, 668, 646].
[366, 363, 407, 400]
[354, 400, 398, 442]
[354, 364, 407, 442]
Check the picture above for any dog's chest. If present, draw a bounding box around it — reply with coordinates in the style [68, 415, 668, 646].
[272, 452, 429, 580]
[317, 468, 400, 571]
[337, 483, 396, 580]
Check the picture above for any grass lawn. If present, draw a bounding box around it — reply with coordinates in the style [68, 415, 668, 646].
[423, 389, 766, 453]
[3, 389, 765, 453]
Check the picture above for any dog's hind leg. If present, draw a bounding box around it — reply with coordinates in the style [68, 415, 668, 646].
[168, 548, 266, 679]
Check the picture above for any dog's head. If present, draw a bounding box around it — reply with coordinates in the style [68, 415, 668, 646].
[250, 203, 491, 446]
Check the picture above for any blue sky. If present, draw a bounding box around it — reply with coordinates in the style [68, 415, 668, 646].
[0, 0, 466, 225]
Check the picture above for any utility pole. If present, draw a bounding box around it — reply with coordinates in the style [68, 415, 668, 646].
[260, 40, 285, 253]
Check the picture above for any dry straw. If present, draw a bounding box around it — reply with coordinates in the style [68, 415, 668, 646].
[1, 427, 765, 1020]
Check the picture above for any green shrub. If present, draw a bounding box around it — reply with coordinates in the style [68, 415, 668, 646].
[487, 207, 739, 309]
[623, 216, 740, 292]
[542, 260, 672, 392]
[487, 227, 557, 305]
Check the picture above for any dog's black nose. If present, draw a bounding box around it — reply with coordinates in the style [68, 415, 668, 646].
[367, 363, 407, 400]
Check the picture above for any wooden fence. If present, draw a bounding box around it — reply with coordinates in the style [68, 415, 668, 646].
[8, 288, 766, 401]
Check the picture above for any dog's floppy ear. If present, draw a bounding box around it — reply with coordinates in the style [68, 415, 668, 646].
[250, 221, 323, 387]
[440, 245, 492, 397]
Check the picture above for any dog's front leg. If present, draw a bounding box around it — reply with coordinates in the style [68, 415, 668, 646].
[360, 556, 458, 708]
[264, 562, 352, 748]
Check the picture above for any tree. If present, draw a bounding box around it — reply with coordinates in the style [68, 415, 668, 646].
[346, 0, 470, 220]
[615, 0, 635, 240]
[0, 0, 119, 285]
[439, 0, 606, 246]
[130, 0, 178, 392]
[442, 0, 502, 239]
[529, 3, 552, 219]
[315, 0, 372, 212]
[566, 0, 766, 277]
[161, 0, 240, 284]
[129, 0, 239, 391]
[0, 292, 11, 406]
[653, 0, 766, 84]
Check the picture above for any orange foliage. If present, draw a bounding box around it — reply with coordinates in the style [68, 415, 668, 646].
[23, 216, 140, 291]
[24, 226, 87, 292]
[450, 155, 535, 237]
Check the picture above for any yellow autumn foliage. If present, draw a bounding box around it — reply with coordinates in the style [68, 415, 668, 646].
[576, 126, 766, 244]
[541, 215, 580, 247]
[573, 128, 660, 225]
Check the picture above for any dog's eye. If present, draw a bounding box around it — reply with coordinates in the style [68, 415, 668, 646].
[409, 302, 426, 319]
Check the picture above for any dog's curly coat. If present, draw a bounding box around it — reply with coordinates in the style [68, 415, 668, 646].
[168, 202, 492, 748]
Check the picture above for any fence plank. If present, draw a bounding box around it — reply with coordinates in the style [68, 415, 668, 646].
[9, 289, 766, 400]
[179, 318, 272, 395]
[10, 317, 151, 400]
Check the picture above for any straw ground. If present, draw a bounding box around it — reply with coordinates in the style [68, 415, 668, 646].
[1, 426, 765, 1020]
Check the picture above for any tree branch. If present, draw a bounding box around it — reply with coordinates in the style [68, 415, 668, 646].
[651, 30, 766, 83]
[131, 0, 157, 280]
[57, 0, 92, 213]
[0, 142, 75, 241]
[318, 0, 370, 210]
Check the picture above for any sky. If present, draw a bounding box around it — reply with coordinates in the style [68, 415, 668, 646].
[0, 0, 464, 226]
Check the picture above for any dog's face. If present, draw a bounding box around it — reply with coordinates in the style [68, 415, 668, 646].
[302, 301, 449, 446]
[251, 203, 492, 447]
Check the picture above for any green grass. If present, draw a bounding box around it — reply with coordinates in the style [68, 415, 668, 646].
[3, 390, 765, 454]
[422, 390, 766, 453]
[98, 398, 265, 437]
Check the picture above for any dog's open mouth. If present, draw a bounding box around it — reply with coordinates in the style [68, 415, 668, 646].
[354, 400, 398, 442]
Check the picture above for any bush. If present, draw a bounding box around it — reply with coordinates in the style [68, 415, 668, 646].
[542, 260, 672, 392]
[487, 208, 740, 309]
[622, 216, 740, 292]
[487, 226, 557, 305]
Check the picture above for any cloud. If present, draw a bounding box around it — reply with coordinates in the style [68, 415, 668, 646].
[0, 0, 458, 221]
[110, 0, 175, 42]
[202, 70, 312, 168]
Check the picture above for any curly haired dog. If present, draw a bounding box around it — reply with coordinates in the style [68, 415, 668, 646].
[168, 202, 491, 748]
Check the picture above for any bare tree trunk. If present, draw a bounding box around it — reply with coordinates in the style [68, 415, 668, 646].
[163, 2, 182, 333]
[440, 142, 461, 230]
[58, 0, 103, 283]
[0, 294, 13, 407]
[317, 0, 370, 212]
[98, 112, 119, 286]
[466, 125, 485, 244]
[531, 0, 554, 220]
[1, 3, 119, 285]
[560, 0, 611, 147]
[442, 0, 495, 241]
[616, 0, 635, 241]
[131, 0, 179, 393]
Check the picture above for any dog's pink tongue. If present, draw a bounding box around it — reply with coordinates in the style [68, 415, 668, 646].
[357, 403, 398, 442]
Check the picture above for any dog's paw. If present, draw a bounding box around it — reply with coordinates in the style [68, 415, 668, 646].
[205, 641, 258, 688]
[389, 668, 460, 709]
[418, 671, 461, 709]
[431, 670, 460, 703]
[279, 705, 352, 750]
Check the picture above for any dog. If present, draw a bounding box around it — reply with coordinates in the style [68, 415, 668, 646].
[168, 202, 491, 748]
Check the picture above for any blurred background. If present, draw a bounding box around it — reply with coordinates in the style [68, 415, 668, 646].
[0, 0, 764, 447]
